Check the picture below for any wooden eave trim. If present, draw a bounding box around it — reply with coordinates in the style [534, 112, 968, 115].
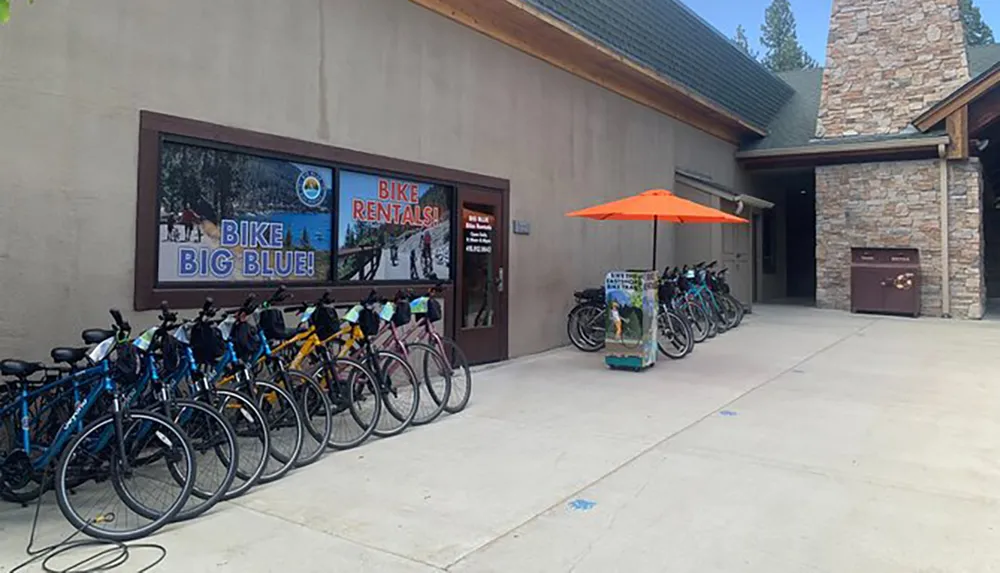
[407, 0, 760, 144]
[914, 65, 1000, 132]
[737, 136, 950, 170]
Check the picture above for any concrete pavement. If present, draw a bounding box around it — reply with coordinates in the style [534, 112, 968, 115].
[4, 306, 1000, 571]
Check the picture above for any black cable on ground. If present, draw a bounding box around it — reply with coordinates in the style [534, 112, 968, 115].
[10, 473, 168, 573]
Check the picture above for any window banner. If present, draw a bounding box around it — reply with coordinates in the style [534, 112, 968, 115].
[156, 142, 333, 283]
[337, 170, 452, 282]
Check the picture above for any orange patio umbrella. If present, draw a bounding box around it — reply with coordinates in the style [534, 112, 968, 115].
[565, 188, 748, 268]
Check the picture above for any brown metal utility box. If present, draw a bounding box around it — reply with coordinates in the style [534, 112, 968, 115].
[850, 248, 921, 317]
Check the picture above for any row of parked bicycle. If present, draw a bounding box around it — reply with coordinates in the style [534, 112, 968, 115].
[0, 283, 470, 541]
[567, 261, 745, 358]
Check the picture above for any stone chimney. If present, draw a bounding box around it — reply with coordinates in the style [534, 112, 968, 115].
[816, 0, 971, 138]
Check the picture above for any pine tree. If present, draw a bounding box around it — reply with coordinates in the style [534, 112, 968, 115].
[960, 0, 995, 46]
[734, 25, 758, 59]
[760, 0, 817, 73]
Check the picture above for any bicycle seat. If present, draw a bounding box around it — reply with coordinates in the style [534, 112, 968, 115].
[51, 347, 89, 365]
[82, 328, 115, 344]
[0, 359, 44, 377]
[575, 288, 604, 300]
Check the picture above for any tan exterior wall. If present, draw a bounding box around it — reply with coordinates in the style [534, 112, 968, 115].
[0, 0, 740, 360]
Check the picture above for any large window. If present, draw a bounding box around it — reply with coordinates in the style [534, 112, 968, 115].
[337, 170, 453, 282]
[157, 141, 334, 284]
[136, 112, 506, 313]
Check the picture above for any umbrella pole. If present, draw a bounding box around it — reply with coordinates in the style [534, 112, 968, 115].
[652, 216, 658, 270]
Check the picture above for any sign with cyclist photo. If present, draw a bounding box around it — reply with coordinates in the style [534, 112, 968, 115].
[336, 170, 452, 282]
[156, 141, 334, 283]
[603, 270, 658, 371]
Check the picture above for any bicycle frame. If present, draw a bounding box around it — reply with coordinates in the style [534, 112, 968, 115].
[1, 362, 113, 470]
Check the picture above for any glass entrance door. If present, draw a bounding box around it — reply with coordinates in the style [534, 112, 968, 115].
[455, 188, 506, 364]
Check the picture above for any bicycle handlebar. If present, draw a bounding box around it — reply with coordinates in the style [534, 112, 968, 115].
[109, 309, 130, 332]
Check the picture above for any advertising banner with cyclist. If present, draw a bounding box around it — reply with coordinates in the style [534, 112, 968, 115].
[337, 170, 452, 282]
[156, 141, 334, 284]
[603, 270, 658, 371]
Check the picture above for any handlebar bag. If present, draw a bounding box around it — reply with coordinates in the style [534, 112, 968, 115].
[190, 322, 226, 365]
[114, 343, 141, 388]
[231, 321, 260, 362]
[160, 332, 183, 373]
[313, 305, 339, 340]
[258, 308, 287, 340]
[426, 299, 442, 323]
[358, 308, 381, 338]
[392, 301, 412, 327]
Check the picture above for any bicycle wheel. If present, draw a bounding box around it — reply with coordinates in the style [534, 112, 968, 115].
[435, 337, 472, 414]
[252, 380, 303, 484]
[55, 410, 195, 541]
[567, 305, 601, 352]
[405, 342, 451, 425]
[168, 399, 238, 522]
[371, 350, 419, 438]
[680, 301, 710, 344]
[725, 293, 745, 327]
[718, 295, 740, 330]
[275, 369, 332, 468]
[568, 304, 605, 352]
[316, 357, 381, 449]
[213, 388, 269, 500]
[657, 309, 694, 360]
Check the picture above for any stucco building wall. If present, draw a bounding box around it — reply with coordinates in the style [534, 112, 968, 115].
[0, 0, 742, 360]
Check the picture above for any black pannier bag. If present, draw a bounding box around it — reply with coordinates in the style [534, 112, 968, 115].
[190, 321, 226, 365]
[358, 308, 381, 338]
[114, 343, 141, 387]
[658, 281, 675, 303]
[312, 305, 339, 340]
[160, 332, 182, 373]
[391, 301, 411, 328]
[257, 308, 287, 340]
[231, 321, 260, 362]
[427, 298, 442, 323]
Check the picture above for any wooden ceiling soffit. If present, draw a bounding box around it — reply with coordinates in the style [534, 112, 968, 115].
[407, 0, 759, 144]
[970, 88, 1000, 137]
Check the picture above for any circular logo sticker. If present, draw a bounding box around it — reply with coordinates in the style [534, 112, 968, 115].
[296, 171, 327, 208]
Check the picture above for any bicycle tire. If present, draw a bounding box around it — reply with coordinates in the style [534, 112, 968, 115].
[276, 369, 332, 468]
[370, 350, 419, 438]
[436, 337, 473, 414]
[55, 410, 195, 541]
[167, 399, 238, 522]
[657, 308, 694, 359]
[405, 342, 451, 425]
[316, 357, 381, 450]
[725, 294, 745, 327]
[681, 301, 710, 344]
[566, 304, 602, 352]
[253, 380, 303, 484]
[212, 388, 269, 500]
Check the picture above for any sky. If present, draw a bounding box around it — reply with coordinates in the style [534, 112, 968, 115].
[682, 0, 1000, 64]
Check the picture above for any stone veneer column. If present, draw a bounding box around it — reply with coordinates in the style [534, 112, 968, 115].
[816, 0, 970, 137]
[815, 160, 984, 318]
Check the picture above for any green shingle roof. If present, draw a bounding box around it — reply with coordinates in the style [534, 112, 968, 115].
[969, 44, 1000, 78]
[523, 0, 794, 133]
[742, 45, 1000, 152]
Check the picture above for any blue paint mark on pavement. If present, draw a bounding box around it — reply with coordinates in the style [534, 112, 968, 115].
[568, 499, 597, 511]
[719, 410, 738, 416]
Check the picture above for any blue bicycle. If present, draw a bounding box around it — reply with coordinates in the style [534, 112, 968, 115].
[0, 309, 197, 541]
